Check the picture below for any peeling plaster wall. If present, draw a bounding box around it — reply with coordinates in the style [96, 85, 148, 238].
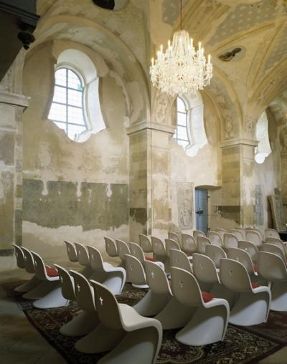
[22, 42, 129, 259]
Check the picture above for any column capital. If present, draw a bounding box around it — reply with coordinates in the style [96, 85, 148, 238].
[126, 120, 175, 136]
[221, 138, 258, 149]
[0, 90, 30, 109]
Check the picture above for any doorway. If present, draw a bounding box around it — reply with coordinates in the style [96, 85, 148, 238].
[195, 188, 208, 234]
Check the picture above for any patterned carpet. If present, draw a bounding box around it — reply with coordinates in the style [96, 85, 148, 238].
[6, 282, 284, 364]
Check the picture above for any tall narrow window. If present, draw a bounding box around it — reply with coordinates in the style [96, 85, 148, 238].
[174, 97, 189, 148]
[48, 68, 88, 141]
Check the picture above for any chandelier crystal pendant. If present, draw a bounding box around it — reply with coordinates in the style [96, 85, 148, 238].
[150, 2, 213, 96]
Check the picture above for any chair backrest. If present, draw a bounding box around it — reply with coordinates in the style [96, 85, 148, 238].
[64, 240, 78, 262]
[265, 237, 283, 246]
[219, 258, 252, 292]
[257, 251, 287, 281]
[181, 233, 197, 255]
[128, 242, 145, 263]
[261, 243, 285, 260]
[245, 229, 262, 247]
[197, 236, 211, 254]
[139, 234, 153, 253]
[54, 264, 75, 300]
[116, 239, 130, 260]
[171, 267, 203, 306]
[230, 229, 244, 240]
[205, 244, 227, 268]
[207, 231, 223, 247]
[144, 260, 171, 295]
[223, 233, 238, 249]
[265, 229, 280, 240]
[104, 236, 118, 257]
[87, 245, 104, 273]
[237, 240, 259, 262]
[165, 238, 181, 257]
[31, 251, 49, 280]
[125, 254, 146, 286]
[151, 236, 166, 259]
[21, 246, 35, 273]
[168, 231, 180, 244]
[227, 247, 254, 274]
[169, 249, 192, 272]
[12, 244, 26, 269]
[90, 280, 122, 330]
[74, 242, 90, 266]
[193, 253, 219, 284]
[70, 270, 96, 311]
[193, 229, 206, 240]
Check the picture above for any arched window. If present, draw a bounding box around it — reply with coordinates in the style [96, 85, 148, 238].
[48, 68, 87, 141]
[255, 111, 272, 164]
[48, 49, 106, 142]
[173, 93, 207, 156]
[174, 97, 189, 148]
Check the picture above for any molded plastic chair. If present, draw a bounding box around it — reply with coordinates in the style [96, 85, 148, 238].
[124, 254, 148, 288]
[104, 237, 118, 258]
[151, 237, 168, 265]
[261, 243, 285, 261]
[265, 229, 280, 240]
[181, 233, 197, 256]
[146, 260, 193, 329]
[219, 258, 270, 325]
[257, 251, 287, 311]
[227, 247, 257, 277]
[193, 230, 205, 241]
[230, 229, 244, 240]
[168, 231, 181, 245]
[88, 246, 126, 294]
[31, 251, 69, 309]
[74, 242, 92, 277]
[116, 239, 130, 267]
[223, 233, 238, 249]
[12, 244, 40, 293]
[91, 280, 162, 364]
[165, 238, 181, 256]
[197, 236, 211, 254]
[64, 240, 78, 262]
[139, 234, 153, 253]
[238, 240, 259, 262]
[245, 229, 262, 247]
[205, 244, 227, 268]
[207, 231, 223, 247]
[131, 260, 171, 317]
[55, 265, 98, 337]
[171, 267, 229, 346]
[128, 242, 165, 271]
[169, 249, 192, 273]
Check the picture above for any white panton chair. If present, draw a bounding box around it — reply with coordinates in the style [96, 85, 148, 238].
[139, 234, 153, 253]
[64, 240, 78, 262]
[181, 233, 197, 257]
[205, 244, 227, 268]
[223, 233, 238, 249]
[104, 236, 118, 258]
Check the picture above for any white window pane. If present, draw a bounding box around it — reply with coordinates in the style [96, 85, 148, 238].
[53, 121, 66, 131]
[53, 86, 66, 104]
[177, 126, 188, 140]
[177, 112, 187, 126]
[177, 97, 186, 112]
[67, 70, 82, 90]
[55, 69, 66, 86]
[68, 106, 85, 125]
[48, 103, 66, 122]
[67, 124, 86, 140]
[68, 89, 82, 107]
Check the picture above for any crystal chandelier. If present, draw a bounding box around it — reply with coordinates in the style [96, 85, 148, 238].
[150, 1, 213, 96]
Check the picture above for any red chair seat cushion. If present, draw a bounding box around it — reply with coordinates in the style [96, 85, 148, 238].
[145, 256, 156, 262]
[202, 291, 215, 303]
[251, 282, 260, 289]
[46, 265, 59, 277]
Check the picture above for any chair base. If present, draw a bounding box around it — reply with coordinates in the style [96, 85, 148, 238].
[75, 323, 125, 354]
[154, 297, 193, 330]
[14, 275, 40, 293]
[33, 286, 69, 309]
[98, 327, 160, 364]
[60, 310, 99, 336]
[229, 292, 269, 326]
[270, 282, 287, 311]
[133, 290, 170, 317]
[175, 305, 227, 346]
[22, 280, 56, 300]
